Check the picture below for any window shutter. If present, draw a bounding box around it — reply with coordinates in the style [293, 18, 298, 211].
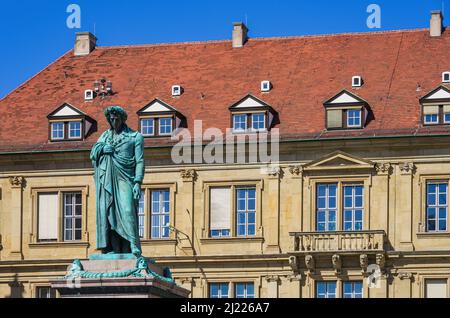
[38, 193, 59, 241]
[426, 280, 447, 298]
[443, 105, 450, 113]
[327, 109, 343, 128]
[423, 105, 439, 115]
[210, 188, 231, 230]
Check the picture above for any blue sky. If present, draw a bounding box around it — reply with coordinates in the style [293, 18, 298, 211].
[0, 0, 447, 98]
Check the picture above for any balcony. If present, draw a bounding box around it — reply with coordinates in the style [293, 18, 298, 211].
[289, 230, 386, 254]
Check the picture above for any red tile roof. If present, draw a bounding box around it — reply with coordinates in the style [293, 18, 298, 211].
[2, 28, 450, 153]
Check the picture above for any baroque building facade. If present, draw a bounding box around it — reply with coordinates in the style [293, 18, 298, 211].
[1, 13, 450, 298]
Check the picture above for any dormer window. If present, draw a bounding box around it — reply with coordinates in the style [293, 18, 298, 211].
[137, 99, 186, 138]
[47, 103, 95, 142]
[324, 90, 369, 130]
[229, 95, 277, 133]
[420, 86, 450, 126]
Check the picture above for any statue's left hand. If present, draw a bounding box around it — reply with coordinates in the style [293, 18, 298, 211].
[133, 183, 142, 201]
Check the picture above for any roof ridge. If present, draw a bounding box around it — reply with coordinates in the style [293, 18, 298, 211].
[96, 27, 430, 50]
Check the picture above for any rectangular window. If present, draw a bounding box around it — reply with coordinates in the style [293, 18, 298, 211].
[343, 185, 364, 231]
[423, 105, 440, 125]
[36, 287, 56, 299]
[236, 188, 257, 237]
[138, 193, 145, 239]
[151, 190, 170, 239]
[252, 113, 266, 131]
[347, 110, 362, 128]
[51, 123, 65, 140]
[316, 184, 337, 232]
[63, 192, 82, 241]
[425, 279, 448, 298]
[343, 281, 363, 298]
[141, 119, 155, 136]
[233, 114, 247, 132]
[426, 182, 448, 232]
[38, 193, 59, 242]
[316, 281, 337, 298]
[425, 114, 439, 124]
[327, 109, 343, 129]
[210, 283, 229, 298]
[444, 105, 450, 123]
[210, 187, 231, 238]
[159, 118, 173, 135]
[235, 283, 255, 298]
[68, 122, 82, 139]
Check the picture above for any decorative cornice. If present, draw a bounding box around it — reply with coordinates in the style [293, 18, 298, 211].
[375, 163, 392, 175]
[399, 162, 415, 175]
[9, 176, 25, 189]
[180, 169, 197, 182]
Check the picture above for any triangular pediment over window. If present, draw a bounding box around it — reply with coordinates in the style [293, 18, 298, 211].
[229, 94, 273, 110]
[420, 85, 450, 103]
[47, 103, 85, 119]
[303, 151, 375, 171]
[137, 99, 180, 115]
[324, 90, 368, 107]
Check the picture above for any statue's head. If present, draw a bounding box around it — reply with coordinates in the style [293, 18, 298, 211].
[104, 106, 128, 132]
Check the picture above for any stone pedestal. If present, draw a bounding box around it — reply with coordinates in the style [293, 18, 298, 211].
[50, 255, 190, 298]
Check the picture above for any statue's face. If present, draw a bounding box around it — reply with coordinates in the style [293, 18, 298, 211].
[109, 113, 123, 131]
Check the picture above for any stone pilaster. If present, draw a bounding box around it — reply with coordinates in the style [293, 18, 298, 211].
[8, 176, 26, 260]
[264, 167, 282, 254]
[397, 163, 415, 251]
[265, 275, 280, 298]
[176, 170, 197, 256]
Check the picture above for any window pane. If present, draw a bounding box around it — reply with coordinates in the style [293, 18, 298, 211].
[141, 119, 155, 136]
[159, 118, 173, 135]
[427, 183, 448, 233]
[69, 122, 82, 139]
[51, 123, 64, 140]
[233, 115, 247, 131]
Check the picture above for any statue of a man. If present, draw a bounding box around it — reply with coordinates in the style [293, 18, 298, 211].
[90, 106, 144, 257]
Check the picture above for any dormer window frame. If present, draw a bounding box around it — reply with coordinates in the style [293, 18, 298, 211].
[47, 103, 91, 142]
[137, 99, 186, 138]
[420, 86, 450, 126]
[229, 94, 277, 134]
[323, 90, 369, 131]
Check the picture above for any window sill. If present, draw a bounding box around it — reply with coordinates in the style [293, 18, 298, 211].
[200, 237, 264, 244]
[417, 232, 450, 238]
[29, 241, 90, 248]
[141, 239, 177, 245]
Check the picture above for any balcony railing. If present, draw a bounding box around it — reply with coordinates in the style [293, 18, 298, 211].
[289, 230, 385, 253]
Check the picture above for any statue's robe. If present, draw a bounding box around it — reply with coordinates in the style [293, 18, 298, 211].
[90, 126, 144, 252]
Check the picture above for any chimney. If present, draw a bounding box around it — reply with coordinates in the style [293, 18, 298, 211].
[232, 22, 248, 48]
[430, 11, 443, 37]
[74, 32, 97, 56]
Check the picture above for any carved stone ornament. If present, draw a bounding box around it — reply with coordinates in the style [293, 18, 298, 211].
[375, 163, 392, 175]
[399, 162, 415, 175]
[376, 253, 386, 270]
[305, 255, 315, 274]
[332, 254, 342, 274]
[289, 165, 303, 176]
[180, 169, 197, 182]
[289, 256, 299, 273]
[360, 254, 369, 273]
[9, 176, 25, 188]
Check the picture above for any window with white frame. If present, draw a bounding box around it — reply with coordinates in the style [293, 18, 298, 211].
[235, 283, 255, 298]
[138, 194, 145, 239]
[346, 109, 362, 128]
[51, 123, 65, 140]
[68, 121, 82, 139]
[63, 192, 82, 241]
[316, 281, 337, 298]
[343, 281, 363, 298]
[37, 191, 83, 243]
[151, 190, 171, 239]
[236, 188, 257, 237]
[343, 185, 364, 231]
[233, 114, 247, 132]
[210, 187, 231, 238]
[141, 119, 155, 136]
[425, 279, 448, 298]
[316, 184, 337, 232]
[209, 283, 229, 298]
[444, 105, 450, 123]
[426, 182, 448, 232]
[36, 287, 56, 299]
[159, 118, 173, 135]
[252, 113, 266, 131]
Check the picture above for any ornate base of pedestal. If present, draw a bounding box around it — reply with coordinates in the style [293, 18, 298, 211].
[50, 255, 190, 298]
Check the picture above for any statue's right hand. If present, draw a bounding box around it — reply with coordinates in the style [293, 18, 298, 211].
[103, 144, 115, 155]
